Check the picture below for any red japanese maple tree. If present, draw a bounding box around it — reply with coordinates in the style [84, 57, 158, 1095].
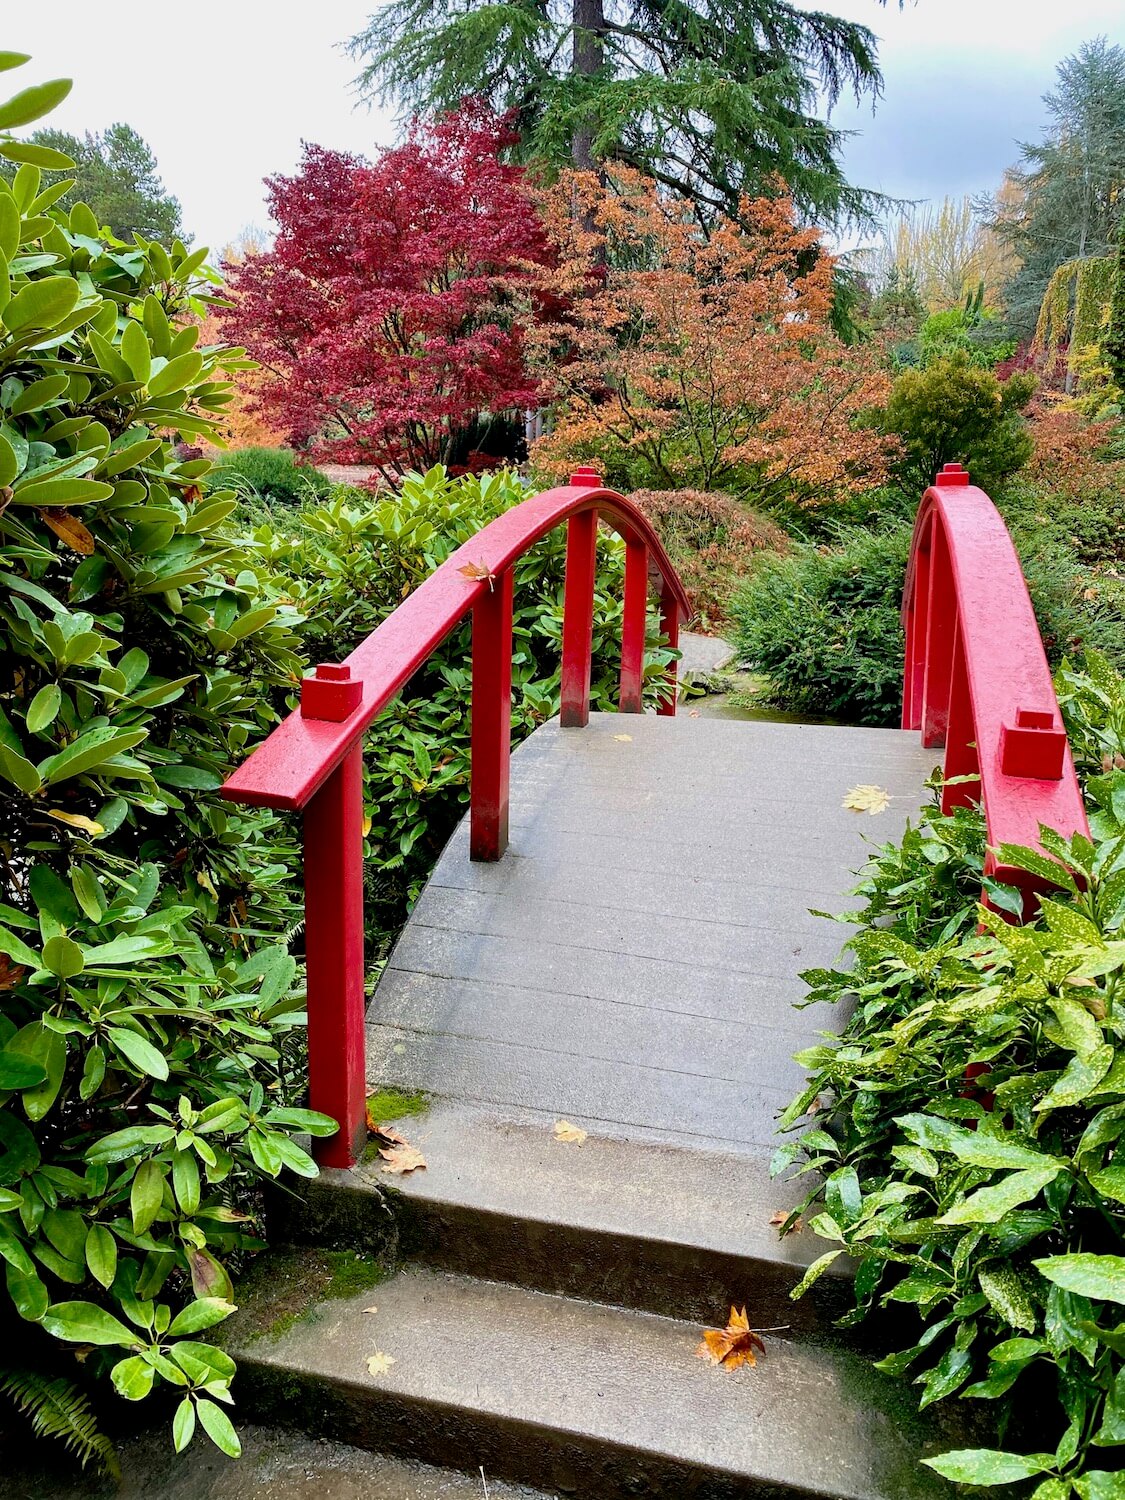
[223, 103, 552, 477]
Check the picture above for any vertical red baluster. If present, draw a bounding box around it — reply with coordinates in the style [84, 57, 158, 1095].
[620, 535, 648, 713]
[658, 579, 680, 717]
[303, 742, 366, 1169]
[471, 567, 513, 861]
[941, 621, 979, 814]
[921, 516, 954, 748]
[561, 508, 598, 728]
[902, 525, 931, 731]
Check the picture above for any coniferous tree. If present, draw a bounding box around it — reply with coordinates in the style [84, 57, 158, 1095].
[2, 122, 183, 242]
[1104, 215, 1125, 396]
[347, 0, 891, 228]
[986, 38, 1125, 339]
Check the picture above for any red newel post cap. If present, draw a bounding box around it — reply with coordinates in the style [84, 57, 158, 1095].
[301, 662, 363, 722]
[1000, 707, 1067, 780]
[935, 462, 970, 487]
[569, 467, 603, 489]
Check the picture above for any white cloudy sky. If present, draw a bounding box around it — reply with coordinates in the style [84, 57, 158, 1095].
[4, 1, 1123, 251]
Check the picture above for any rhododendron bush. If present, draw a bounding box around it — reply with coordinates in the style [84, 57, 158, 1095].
[529, 172, 897, 506]
[223, 104, 551, 478]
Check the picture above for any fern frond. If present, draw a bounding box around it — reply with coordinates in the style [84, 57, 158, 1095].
[0, 1366, 120, 1479]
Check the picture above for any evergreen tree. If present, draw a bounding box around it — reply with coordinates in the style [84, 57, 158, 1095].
[1104, 214, 1125, 397]
[987, 38, 1125, 339]
[347, 0, 890, 228]
[2, 122, 183, 242]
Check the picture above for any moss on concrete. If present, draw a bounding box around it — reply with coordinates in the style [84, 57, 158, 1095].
[365, 1088, 429, 1123]
[231, 1246, 394, 1345]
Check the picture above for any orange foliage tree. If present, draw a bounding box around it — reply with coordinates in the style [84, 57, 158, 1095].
[529, 172, 896, 506]
[199, 230, 288, 450]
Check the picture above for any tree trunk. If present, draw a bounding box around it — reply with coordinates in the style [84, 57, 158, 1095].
[571, 0, 605, 173]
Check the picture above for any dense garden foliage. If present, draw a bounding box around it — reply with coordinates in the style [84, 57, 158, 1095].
[1, 7, 1124, 1484]
[774, 653, 1125, 1495]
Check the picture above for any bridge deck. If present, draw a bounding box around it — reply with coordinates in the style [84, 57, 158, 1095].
[367, 713, 935, 1154]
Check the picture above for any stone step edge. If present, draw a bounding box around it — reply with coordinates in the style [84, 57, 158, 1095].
[272, 1100, 857, 1332]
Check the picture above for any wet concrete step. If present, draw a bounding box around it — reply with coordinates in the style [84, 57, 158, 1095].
[229, 1263, 961, 1500]
[273, 1103, 854, 1333]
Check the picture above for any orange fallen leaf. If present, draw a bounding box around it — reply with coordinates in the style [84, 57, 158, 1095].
[366, 1351, 396, 1376]
[769, 1210, 803, 1236]
[695, 1306, 766, 1370]
[38, 508, 95, 555]
[842, 784, 891, 815]
[457, 560, 496, 590]
[380, 1143, 427, 1175]
[553, 1119, 587, 1145]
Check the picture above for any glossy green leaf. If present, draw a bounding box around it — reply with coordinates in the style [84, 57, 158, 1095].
[41, 1299, 136, 1346]
[1035, 1254, 1125, 1306]
[196, 1397, 241, 1458]
[107, 1027, 169, 1081]
[0, 77, 72, 131]
[1, 274, 80, 333]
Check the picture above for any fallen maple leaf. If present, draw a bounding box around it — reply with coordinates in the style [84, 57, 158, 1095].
[769, 1210, 803, 1236]
[553, 1119, 587, 1145]
[380, 1143, 427, 1174]
[457, 560, 496, 590]
[366, 1352, 396, 1376]
[842, 784, 891, 815]
[38, 508, 95, 555]
[695, 1306, 766, 1370]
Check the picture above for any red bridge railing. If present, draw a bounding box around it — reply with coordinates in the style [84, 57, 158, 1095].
[902, 464, 1089, 907]
[221, 469, 690, 1167]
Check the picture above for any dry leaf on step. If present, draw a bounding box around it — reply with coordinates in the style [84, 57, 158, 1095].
[366, 1352, 396, 1376]
[362, 1306, 378, 1315]
[695, 1307, 766, 1370]
[380, 1143, 427, 1175]
[842, 784, 891, 815]
[613, 733, 632, 742]
[769, 1210, 803, 1236]
[553, 1119, 587, 1145]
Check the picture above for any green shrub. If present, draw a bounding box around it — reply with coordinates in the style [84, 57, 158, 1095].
[206, 446, 330, 508]
[732, 518, 1125, 727]
[775, 652, 1125, 1496]
[0, 60, 333, 1465]
[250, 467, 677, 946]
[729, 524, 912, 726]
[876, 354, 1037, 493]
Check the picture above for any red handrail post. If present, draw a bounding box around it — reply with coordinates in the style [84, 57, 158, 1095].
[941, 625, 979, 814]
[620, 534, 648, 713]
[561, 505, 598, 727]
[658, 580, 680, 717]
[301, 664, 366, 1169]
[470, 566, 513, 861]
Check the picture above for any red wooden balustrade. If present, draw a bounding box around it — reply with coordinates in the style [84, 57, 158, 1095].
[220, 470, 690, 1168]
[902, 464, 1090, 908]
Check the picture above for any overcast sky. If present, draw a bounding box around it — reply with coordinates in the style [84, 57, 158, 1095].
[4, 1, 1123, 252]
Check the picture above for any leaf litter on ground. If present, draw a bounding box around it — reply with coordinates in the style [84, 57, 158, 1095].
[696, 1306, 767, 1370]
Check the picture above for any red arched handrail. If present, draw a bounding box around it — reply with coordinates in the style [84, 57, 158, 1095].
[220, 468, 690, 1167]
[902, 464, 1089, 906]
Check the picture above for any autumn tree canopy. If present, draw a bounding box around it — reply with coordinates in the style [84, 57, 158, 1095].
[222, 104, 552, 477]
[529, 171, 896, 505]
